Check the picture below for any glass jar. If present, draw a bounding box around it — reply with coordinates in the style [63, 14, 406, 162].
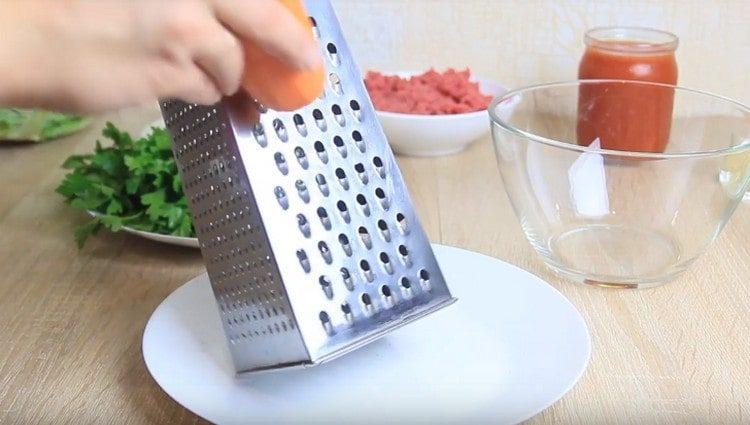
[577, 27, 679, 153]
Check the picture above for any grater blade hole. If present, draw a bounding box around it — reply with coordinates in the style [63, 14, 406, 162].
[331, 103, 345, 125]
[354, 162, 368, 184]
[341, 267, 354, 290]
[360, 259, 371, 271]
[318, 241, 333, 264]
[297, 249, 311, 273]
[396, 213, 409, 234]
[326, 43, 340, 66]
[329, 74, 343, 96]
[274, 186, 289, 210]
[335, 167, 349, 189]
[398, 244, 411, 266]
[349, 100, 362, 121]
[373, 156, 385, 178]
[253, 123, 267, 147]
[360, 292, 374, 314]
[338, 234, 352, 256]
[319, 311, 334, 334]
[309, 16, 319, 38]
[379, 252, 394, 274]
[314, 141, 328, 163]
[359, 260, 374, 282]
[351, 130, 365, 152]
[337, 200, 350, 222]
[316, 207, 332, 230]
[332, 135, 347, 157]
[272, 118, 288, 142]
[381, 284, 392, 297]
[341, 302, 351, 314]
[312, 109, 327, 131]
[295, 179, 310, 203]
[294, 146, 309, 169]
[358, 226, 372, 249]
[293, 114, 308, 136]
[375, 187, 390, 210]
[400, 277, 412, 289]
[319, 275, 333, 299]
[274, 152, 289, 175]
[419, 269, 431, 290]
[356, 194, 370, 216]
[315, 173, 330, 196]
[296, 214, 311, 238]
[377, 219, 391, 241]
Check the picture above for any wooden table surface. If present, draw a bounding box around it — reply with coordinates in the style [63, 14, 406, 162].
[1, 107, 749, 424]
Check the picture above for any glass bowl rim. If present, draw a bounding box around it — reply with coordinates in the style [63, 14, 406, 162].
[488, 79, 750, 159]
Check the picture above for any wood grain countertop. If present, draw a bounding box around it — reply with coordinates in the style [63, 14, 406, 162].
[0, 107, 748, 423]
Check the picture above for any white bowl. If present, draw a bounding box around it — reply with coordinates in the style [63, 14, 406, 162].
[372, 72, 506, 156]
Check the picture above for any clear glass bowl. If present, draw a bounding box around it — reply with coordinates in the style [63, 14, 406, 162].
[490, 80, 750, 288]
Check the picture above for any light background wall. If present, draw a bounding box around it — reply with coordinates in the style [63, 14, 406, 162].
[331, 0, 749, 103]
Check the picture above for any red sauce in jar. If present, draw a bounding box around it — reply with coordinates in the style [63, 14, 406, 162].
[577, 28, 678, 152]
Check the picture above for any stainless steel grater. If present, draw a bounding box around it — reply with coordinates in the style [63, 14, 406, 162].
[159, 0, 455, 374]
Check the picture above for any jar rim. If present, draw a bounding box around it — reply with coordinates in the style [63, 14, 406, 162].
[585, 27, 679, 54]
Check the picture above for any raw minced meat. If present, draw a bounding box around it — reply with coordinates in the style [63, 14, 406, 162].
[364, 68, 492, 115]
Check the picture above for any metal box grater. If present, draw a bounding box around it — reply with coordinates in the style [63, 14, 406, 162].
[160, 0, 456, 374]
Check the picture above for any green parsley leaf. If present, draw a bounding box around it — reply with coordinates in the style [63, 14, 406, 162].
[56, 122, 194, 248]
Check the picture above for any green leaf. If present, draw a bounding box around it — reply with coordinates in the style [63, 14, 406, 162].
[103, 121, 133, 148]
[40, 114, 90, 141]
[91, 150, 125, 176]
[171, 173, 183, 193]
[99, 214, 124, 232]
[56, 173, 94, 198]
[151, 128, 172, 151]
[141, 189, 166, 207]
[106, 199, 123, 215]
[57, 122, 195, 247]
[125, 175, 142, 195]
[61, 155, 89, 170]
[0, 109, 87, 142]
[74, 219, 101, 249]
[0, 109, 24, 134]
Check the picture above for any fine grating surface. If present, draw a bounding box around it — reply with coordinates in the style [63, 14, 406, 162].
[160, 0, 455, 373]
[161, 102, 310, 370]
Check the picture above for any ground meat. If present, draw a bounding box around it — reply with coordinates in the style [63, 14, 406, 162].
[364, 68, 492, 115]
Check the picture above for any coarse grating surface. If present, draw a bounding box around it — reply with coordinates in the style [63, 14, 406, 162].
[160, 0, 455, 374]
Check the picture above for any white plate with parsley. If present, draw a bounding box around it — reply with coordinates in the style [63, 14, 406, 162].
[57, 121, 199, 249]
[86, 210, 199, 248]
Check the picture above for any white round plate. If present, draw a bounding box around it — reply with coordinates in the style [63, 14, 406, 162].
[86, 211, 199, 248]
[117, 226, 198, 248]
[143, 244, 591, 424]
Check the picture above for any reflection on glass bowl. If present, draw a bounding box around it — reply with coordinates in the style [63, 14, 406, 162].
[490, 80, 750, 288]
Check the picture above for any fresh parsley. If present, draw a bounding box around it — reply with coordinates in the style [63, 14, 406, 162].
[0, 108, 90, 142]
[56, 122, 194, 248]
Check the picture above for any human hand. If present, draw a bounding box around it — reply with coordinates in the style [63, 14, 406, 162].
[0, 0, 321, 113]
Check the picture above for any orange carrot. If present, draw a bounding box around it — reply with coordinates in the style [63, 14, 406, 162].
[241, 0, 324, 111]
